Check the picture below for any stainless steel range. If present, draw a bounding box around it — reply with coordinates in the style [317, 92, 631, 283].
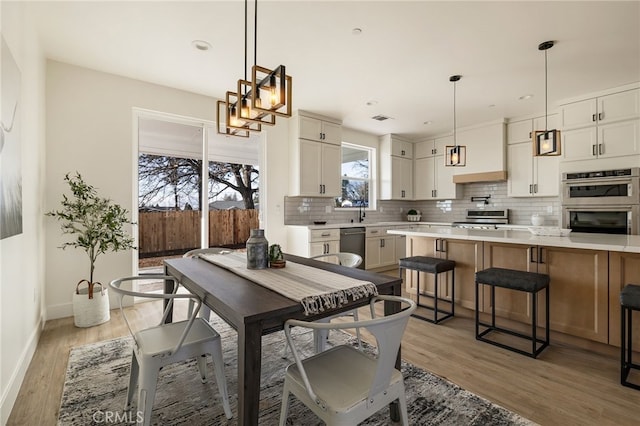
[452, 209, 509, 229]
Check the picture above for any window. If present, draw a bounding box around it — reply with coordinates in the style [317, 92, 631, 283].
[335, 143, 375, 209]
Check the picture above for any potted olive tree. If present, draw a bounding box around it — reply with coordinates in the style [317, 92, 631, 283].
[47, 172, 135, 327]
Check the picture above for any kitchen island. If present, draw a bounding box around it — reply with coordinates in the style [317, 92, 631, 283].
[388, 227, 640, 349]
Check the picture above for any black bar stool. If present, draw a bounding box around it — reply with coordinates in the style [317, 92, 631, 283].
[620, 284, 640, 390]
[399, 256, 455, 324]
[475, 267, 550, 358]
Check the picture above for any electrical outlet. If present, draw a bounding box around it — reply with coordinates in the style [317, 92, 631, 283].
[325, 205, 332, 213]
[547, 205, 553, 213]
[400, 208, 403, 213]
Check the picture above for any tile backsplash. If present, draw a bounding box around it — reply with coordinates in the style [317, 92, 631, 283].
[284, 181, 561, 227]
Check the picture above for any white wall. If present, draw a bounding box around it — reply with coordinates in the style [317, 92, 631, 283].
[0, 2, 46, 423]
[261, 120, 290, 251]
[45, 61, 218, 319]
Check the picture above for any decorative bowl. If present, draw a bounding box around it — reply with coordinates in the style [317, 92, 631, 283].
[407, 215, 421, 222]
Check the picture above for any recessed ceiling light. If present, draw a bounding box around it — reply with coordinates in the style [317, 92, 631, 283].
[519, 94, 534, 100]
[192, 40, 212, 51]
[352, 28, 363, 35]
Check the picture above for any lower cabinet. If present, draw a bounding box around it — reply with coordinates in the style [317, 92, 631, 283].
[483, 242, 609, 343]
[365, 227, 396, 269]
[609, 251, 640, 348]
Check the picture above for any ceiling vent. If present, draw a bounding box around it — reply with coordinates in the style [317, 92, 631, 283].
[371, 114, 392, 121]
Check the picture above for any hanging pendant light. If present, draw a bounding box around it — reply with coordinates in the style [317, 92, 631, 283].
[216, 0, 291, 137]
[445, 75, 466, 167]
[533, 40, 561, 156]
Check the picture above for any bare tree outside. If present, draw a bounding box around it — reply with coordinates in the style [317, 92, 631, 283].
[138, 153, 259, 210]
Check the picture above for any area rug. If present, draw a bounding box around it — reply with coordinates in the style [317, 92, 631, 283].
[58, 315, 535, 425]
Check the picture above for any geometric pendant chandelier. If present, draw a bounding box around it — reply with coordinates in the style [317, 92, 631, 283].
[533, 40, 561, 156]
[217, 0, 292, 137]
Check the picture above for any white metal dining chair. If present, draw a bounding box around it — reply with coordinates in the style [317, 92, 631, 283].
[183, 247, 232, 320]
[279, 295, 416, 426]
[109, 275, 233, 426]
[310, 252, 364, 351]
[311, 252, 363, 268]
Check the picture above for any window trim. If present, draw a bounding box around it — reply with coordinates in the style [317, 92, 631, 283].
[334, 142, 377, 211]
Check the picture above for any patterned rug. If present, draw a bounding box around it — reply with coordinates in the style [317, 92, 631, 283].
[58, 315, 535, 425]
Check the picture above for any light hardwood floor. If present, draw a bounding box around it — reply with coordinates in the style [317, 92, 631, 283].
[8, 284, 640, 425]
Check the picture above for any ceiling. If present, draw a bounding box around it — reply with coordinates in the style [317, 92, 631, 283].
[28, 1, 640, 140]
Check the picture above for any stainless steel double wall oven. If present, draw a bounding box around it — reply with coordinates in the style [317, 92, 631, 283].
[561, 168, 639, 234]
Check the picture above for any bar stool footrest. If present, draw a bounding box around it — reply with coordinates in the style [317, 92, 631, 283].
[477, 323, 549, 358]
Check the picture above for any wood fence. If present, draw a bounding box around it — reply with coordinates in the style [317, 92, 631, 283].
[138, 209, 259, 257]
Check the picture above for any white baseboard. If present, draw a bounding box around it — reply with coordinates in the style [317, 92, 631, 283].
[46, 302, 73, 321]
[1, 317, 42, 424]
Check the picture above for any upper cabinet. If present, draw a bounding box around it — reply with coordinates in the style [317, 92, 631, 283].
[298, 115, 342, 145]
[560, 87, 640, 164]
[507, 114, 560, 197]
[560, 89, 640, 130]
[380, 134, 413, 200]
[289, 112, 342, 197]
[451, 120, 507, 183]
[414, 136, 460, 200]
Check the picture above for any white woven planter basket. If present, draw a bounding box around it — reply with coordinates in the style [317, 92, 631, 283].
[73, 282, 110, 327]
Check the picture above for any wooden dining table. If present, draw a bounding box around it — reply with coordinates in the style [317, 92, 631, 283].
[163, 252, 403, 426]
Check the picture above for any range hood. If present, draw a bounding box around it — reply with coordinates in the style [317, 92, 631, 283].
[453, 170, 508, 184]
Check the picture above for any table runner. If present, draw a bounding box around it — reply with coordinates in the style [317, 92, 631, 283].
[199, 252, 378, 315]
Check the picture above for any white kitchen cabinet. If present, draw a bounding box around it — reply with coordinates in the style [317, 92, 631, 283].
[286, 226, 340, 258]
[560, 88, 640, 163]
[506, 114, 560, 197]
[298, 115, 342, 145]
[414, 155, 460, 200]
[364, 227, 396, 270]
[289, 112, 342, 197]
[293, 139, 341, 196]
[562, 117, 640, 162]
[560, 89, 640, 131]
[415, 136, 452, 158]
[380, 134, 414, 200]
[508, 141, 559, 197]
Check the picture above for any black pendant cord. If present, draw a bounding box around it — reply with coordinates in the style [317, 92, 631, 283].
[244, 0, 248, 90]
[544, 47, 548, 132]
[453, 79, 457, 147]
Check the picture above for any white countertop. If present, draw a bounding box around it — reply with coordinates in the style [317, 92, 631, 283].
[294, 221, 452, 230]
[387, 227, 640, 253]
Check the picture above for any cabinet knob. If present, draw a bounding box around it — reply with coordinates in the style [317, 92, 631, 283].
[401, 150, 406, 156]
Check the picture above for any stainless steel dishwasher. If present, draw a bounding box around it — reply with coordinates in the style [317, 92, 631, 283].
[339, 227, 366, 269]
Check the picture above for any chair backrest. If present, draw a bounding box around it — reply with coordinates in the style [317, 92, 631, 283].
[109, 275, 202, 355]
[183, 247, 232, 258]
[284, 295, 416, 406]
[311, 252, 363, 268]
